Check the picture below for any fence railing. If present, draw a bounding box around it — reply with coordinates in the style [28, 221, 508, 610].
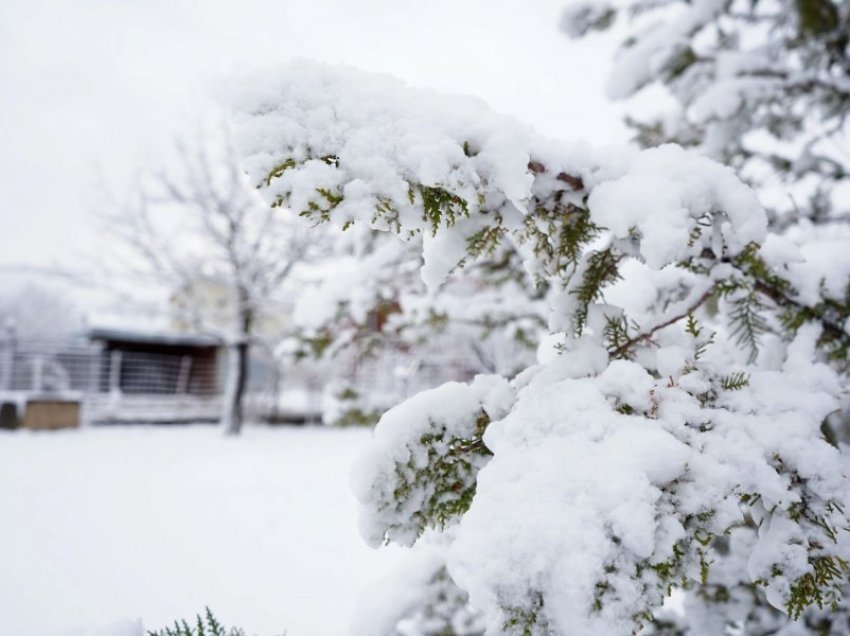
[0, 336, 480, 424]
[0, 338, 221, 423]
[1, 340, 98, 394]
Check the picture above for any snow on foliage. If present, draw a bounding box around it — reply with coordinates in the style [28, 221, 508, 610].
[232, 62, 850, 634]
[351, 374, 514, 548]
[561, 2, 850, 633]
[452, 326, 844, 633]
[586, 144, 764, 267]
[236, 65, 546, 399]
[352, 532, 486, 636]
[562, 0, 850, 229]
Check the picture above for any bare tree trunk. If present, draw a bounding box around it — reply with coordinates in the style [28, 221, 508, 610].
[222, 302, 252, 435]
[222, 340, 249, 434]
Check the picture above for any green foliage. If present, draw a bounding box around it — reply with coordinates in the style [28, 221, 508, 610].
[779, 292, 850, 371]
[736, 243, 794, 295]
[372, 197, 401, 232]
[466, 221, 506, 259]
[704, 248, 775, 363]
[394, 566, 485, 636]
[261, 155, 344, 220]
[503, 593, 547, 636]
[684, 313, 701, 339]
[299, 330, 334, 359]
[718, 285, 769, 363]
[630, 511, 717, 617]
[604, 313, 634, 358]
[522, 203, 598, 278]
[795, 0, 841, 36]
[419, 414, 491, 526]
[263, 158, 296, 187]
[572, 247, 623, 334]
[332, 407, 382, 427]
[300, 187, 344, 223]
[330, 387, 382, 427]
[392, 411, 493, 540]
[416, 185, 470, 235]
[662, 45, 698, 82]
[683, 314, 715, 372]
[147, 608, 254, 636]
[787, 555, 850, 619]
[563, 3, 617, 37]
[731, 244, 850, 369]
[720, 372, 750, 391]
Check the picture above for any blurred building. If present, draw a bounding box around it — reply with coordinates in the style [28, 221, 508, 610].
[0, 326, 223, 428]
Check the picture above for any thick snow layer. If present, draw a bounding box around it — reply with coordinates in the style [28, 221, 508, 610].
[231, 61, 544, 290]
[587, 144, 765, 268]
[352, 375, 514, 548]
[231, 61, 848, 633]
[760, 225, 850, 307]
[448, 329, 846, 634]
[233, 62, 766, 291]
[0, 426, 403, 636]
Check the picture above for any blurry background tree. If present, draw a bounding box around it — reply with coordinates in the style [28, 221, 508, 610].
[286, 221, 549, 427]
[99, 125, 315, 434]
[0, 283, 84, 340]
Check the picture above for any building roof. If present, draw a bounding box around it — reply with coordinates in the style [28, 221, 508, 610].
[86, 327, 222, 348]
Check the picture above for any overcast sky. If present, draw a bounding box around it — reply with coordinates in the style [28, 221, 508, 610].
[0, 0, 626, 277]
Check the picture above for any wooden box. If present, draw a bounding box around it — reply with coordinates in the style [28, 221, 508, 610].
[22, 399, 81, 430]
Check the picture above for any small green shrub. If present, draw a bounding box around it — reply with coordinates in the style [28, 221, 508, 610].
[147, 607, 283, 636]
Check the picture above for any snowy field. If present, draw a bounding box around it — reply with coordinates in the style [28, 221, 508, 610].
[0, 425, 403, 636]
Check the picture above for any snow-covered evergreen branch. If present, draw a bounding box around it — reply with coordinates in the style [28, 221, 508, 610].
[232, 61, 850, 635]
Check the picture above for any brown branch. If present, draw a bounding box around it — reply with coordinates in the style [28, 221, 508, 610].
[753, 280, 849, 345]
[609, 289, 714, 359]
[556, 172, 584, 191]
[527, 160, 585, 191]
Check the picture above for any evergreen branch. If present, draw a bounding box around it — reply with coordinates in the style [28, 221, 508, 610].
[755, 279, 850, 347]
[728, 288, 768, 363]
[416, 185, 470, 235]
[573, 247, 622, 334]
[147, 608, 255, 636]
[720, 372, 750, 391]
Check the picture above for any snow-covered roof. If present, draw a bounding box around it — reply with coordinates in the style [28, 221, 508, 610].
[86, 327, 222, 348]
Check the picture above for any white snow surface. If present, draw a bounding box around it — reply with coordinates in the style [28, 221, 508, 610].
[0, 426, 403, 636]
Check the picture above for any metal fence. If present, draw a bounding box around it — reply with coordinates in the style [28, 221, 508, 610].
[0, 338, 222, 423]
[2, 340, 98, 394]
[102, 349, 218, 396]
[0, 335, 480, 425]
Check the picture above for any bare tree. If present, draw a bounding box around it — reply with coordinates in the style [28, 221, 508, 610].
[100, 128, 314, 434]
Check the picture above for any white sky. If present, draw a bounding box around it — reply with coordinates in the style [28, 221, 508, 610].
[0, 0, 626, 275]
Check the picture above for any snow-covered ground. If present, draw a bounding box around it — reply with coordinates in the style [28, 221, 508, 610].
[0, 425, 403, 636]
